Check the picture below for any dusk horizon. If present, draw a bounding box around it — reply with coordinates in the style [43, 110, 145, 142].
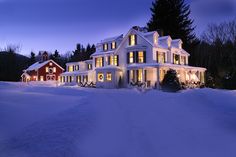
[1, 0, 236, 55]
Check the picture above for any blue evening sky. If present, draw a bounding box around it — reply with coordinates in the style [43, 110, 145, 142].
[0, 0, 235, 55]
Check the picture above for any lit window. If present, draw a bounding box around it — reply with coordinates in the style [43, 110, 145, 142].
[46, 67, 49, 72]
[96, 57, 103, 67]
[129, 52, 134, 63]
[111, 42, 116, 49]
[138, 69, 142, 82]
[97, 73, 104, 82]
[77, 76, 81, 83]
[181, 56, 186, 65]
[103, 43, 108, 51]
[138, 51, 144, 63]
[157, 52, 166, 63]
[106, 72, 112, 81]
[173, 54, 180, 64]
[88, 64, 92, 70]
[53, 67, 56, 73]
[49, 62, 52, 66]
[68, 66, 73, 72]
[129, 35, 136, 46]
[110, 56, 114, 65]
[113, 55, 118, 66]
[154, 35, 158, 44]
[40, 76, 44, 81]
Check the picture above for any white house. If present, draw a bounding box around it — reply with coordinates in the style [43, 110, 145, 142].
[60, 26, 206, 89]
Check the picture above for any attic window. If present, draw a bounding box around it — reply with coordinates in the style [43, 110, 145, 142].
[49, 62, 52, 66]
[103, 43, 108, 51]
[111, 42, 116, 49]
[129, 35, 137, 46]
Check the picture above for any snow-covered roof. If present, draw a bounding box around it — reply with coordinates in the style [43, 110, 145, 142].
[66, 62, 80, 66]
[101, 34, 123, 43]
[26, 60, 64, 71]
[21, 72, 30, 78]
[61, 70, 90, 76]
[91, 50, 115, 57]
[95, 66, 122, 71]
[142, 31, 156, 37]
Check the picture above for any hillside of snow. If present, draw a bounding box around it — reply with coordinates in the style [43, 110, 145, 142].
[0, 82, 236, 157]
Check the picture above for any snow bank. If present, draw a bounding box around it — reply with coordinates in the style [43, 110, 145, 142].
[0, 82, 236, 157]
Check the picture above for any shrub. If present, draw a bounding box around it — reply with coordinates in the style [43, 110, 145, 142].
[161, 69, 182, 92]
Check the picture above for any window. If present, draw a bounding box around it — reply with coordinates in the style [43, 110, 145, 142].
[138, 51, 144, 63]
[53, 67, 56, 73]
[111, 42, 116, 49]
[129, 34, 136, 46]
[106, 72, 112, 81]
[173, 54, 180, 64]
[97, 73, 104, 82]
[95, 57, 103, 67]
[77, 76, 81, 83]
[154, 35, 158, 44]
[129, 52, 134, 64]
[68, 66, 73, 72]
[45, 67, 49, 72]
[88, 64, 92, 70]
[74, 65, 79, 71]
[49, 62, 52, 66]
[113, 55, 118, 66]
[157, 52, 166, 63]
[103, 43, 108, 51]
[40, 76, 44, 81]
[181, 56, 186, 65]
[138, 69, 142, 82]
[109, 56, 114, 65]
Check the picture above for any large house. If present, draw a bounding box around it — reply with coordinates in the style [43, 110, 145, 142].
[60, 26, 206, 89]
[21, 52, 64, 82]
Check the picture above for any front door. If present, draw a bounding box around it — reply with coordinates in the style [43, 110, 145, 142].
[46, 74, 56, 81]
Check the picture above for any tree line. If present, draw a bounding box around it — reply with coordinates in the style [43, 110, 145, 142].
[147, 0, 236, 89]
[0, 43, 96, 81]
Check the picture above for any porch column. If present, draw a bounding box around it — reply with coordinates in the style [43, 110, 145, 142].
[156, 67, 160, 89]
[142, 68, 145, 82]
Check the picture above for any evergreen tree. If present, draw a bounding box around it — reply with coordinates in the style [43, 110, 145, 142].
[161, 69, 182, 92]
[30, 52, 36, 64]
[147, 0, 196, 49]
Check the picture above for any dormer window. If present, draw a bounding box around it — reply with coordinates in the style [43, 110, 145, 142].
[154, 35, 158, 44]
[103, 43, 108, 51]
[111, 42, 116, 49]
[129, 34, 137, 46]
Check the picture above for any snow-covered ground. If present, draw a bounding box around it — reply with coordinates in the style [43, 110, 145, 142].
[0, 81, 236, 157]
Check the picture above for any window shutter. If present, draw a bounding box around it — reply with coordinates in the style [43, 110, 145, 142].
[127, 53, 129, 64]
[164, 53, 166, 63]
[108, 56, 110, 65]
[129, 35, 131, 45]
[127, 70, 130, 84]
[136, 70, 139, 82]
[135, 34, 137, 45]
[115, 42, 117, 49]
[102, 57, 104, 67]
[73, 66, 75, 71]
[144, 70, 147, 82]
[117, 55, 119, 66]
[157, 51, 159, 63]
[95, 58, 97, 67]
[135, 51, 138, 63]
[143, 51, 146, 63]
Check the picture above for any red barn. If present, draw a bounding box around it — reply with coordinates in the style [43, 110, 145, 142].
[21, 52, 64, 82]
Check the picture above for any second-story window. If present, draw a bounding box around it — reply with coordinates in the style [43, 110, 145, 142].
[103, 43, 108, 51]
[129, 34, 137, 46]
[113, 55, 118, 66]
[138, 51, 144, 63]
[111, 42, 116, 49]
[181, 56, 186, 65]
[173, 54, 180, 64]
[68, 66, 73, 72]
[88, 64, 92, 70]
[157, 52, 166, 63]
[45, 67, 49, 72]
[129, 52, 134, 63]
[95, 57, 104, 67]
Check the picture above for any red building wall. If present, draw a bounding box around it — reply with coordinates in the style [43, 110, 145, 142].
[37, 61, 64, 81]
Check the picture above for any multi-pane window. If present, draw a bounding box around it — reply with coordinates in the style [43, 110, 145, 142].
[129, 52, 134, 63]
[138, 69, 142, 82]
[157, 52, 166, 63]
[53, 67, 56, 73]
[103, 43, 108, 51]
[173, 54, 180, 64]
[96, 57, 103, 67]
[129, 35, 136, 46]
[113, 55, 118, 66]
[46, 67, 49, 72]
[106, 72, 112, 81]
[138, 51, 144, 63]
[68, 66, 73, 72]
[97, 73, 104, 82]
[111, 42, 116, 49]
